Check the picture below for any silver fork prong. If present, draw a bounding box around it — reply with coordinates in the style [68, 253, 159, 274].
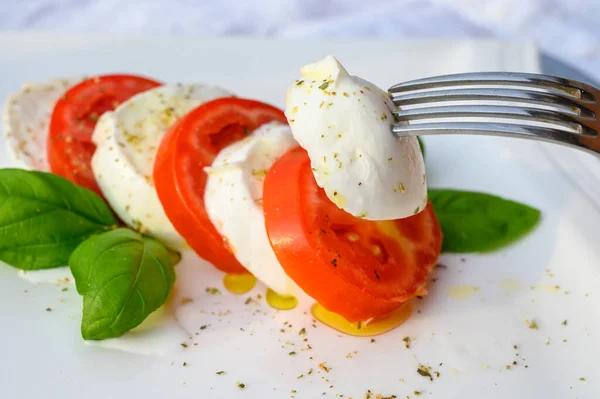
[387, 72, 600, 157]
[390, 88, 596, 117]
[392, 121, 598, 156]
[392, 105, 598, 136]
[388, 72, 598, 102]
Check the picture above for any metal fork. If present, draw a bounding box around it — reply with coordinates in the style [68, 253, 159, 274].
[388, 72, 600, 157]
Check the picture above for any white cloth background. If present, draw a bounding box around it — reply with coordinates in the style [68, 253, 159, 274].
[2, 0, 600, 80]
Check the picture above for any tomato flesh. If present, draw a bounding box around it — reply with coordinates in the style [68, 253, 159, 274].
[48, 74, 161, 194]
[153, 97, 288, 273]
[263, 148, 442, 322]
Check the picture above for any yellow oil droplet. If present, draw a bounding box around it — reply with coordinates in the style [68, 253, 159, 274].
[448, 285, 480, 299]
[531, 283, 560, 293]
[500, 279, 522, 291]
[266, 289, 298, 310]
[168, 248, 182, 266]
[376, 220, 405, 241]
[223, 273, 257, 295]
[331, 192, 347, 208]
[311, 301, 413, 337]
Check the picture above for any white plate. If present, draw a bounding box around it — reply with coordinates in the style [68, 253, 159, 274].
[1, 34, 600, 399]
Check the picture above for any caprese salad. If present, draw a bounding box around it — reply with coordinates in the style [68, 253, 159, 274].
[0, 56, 541, 340]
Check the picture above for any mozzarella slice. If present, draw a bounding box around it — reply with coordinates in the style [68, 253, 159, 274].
[285, 56, 427, 220]
[204, 122, 300, 295]
[2, 77, 82, 170]
[92, 84, 232, 248]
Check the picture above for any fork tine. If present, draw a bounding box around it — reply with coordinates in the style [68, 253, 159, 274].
[388, 73, 600, 157]
[388, 72, 597, 102]
[392, 105, 598, 136]
[392, 122, 597, 154]
[390, 88, 596, 117]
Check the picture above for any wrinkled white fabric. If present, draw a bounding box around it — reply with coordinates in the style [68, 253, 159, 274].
[1, 0, 599, 80]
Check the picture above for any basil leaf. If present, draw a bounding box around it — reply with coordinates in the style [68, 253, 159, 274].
[69, 228, 175, 340]
[429, 189, 541, 253]
[0, 169, 117, 270]
[417, 136, 425, 158]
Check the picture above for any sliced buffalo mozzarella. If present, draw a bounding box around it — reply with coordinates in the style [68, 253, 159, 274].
[92, 84, 232, 248]
[204, 122, 300, 295]
[285, 55, 427, 220]
[2, 77, 82, 170]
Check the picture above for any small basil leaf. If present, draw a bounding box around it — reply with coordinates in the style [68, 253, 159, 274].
[69, 228, 175, 340]
[0, 169, 117, 270]
[429, 189, 541, 253]
[417, 136, 425, 158]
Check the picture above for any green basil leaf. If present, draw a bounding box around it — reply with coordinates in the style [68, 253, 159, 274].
[417, 136, 425, 158]
[428, 189, 541, 253]
[69, 228, 175, 340]
[0, 169, 117, 270]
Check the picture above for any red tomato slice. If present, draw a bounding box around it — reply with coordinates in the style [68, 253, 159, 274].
[153, 97, 288, 273]
[263, 148, 442, 322]
[48, 74, 161, 195]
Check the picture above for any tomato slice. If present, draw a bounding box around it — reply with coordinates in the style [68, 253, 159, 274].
[263, 148, 442, 322]
[153, 97, 288, 273]
[48, 74, 161, 195]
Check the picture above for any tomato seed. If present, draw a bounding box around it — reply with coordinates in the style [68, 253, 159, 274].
[371, 245, 382, 257]
[346, 233, 360, 242]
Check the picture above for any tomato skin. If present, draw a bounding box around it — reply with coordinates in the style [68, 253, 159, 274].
[264, 148, 442, 322]
[47, 74, 161, 195]
[153, 97, 288, 273]
[153, 116, 243, 273]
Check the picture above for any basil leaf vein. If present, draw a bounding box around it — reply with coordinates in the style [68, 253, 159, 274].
[429, 189, 541, 253]
[0, 169, 117, 270]
[69, 228, 175, 340]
